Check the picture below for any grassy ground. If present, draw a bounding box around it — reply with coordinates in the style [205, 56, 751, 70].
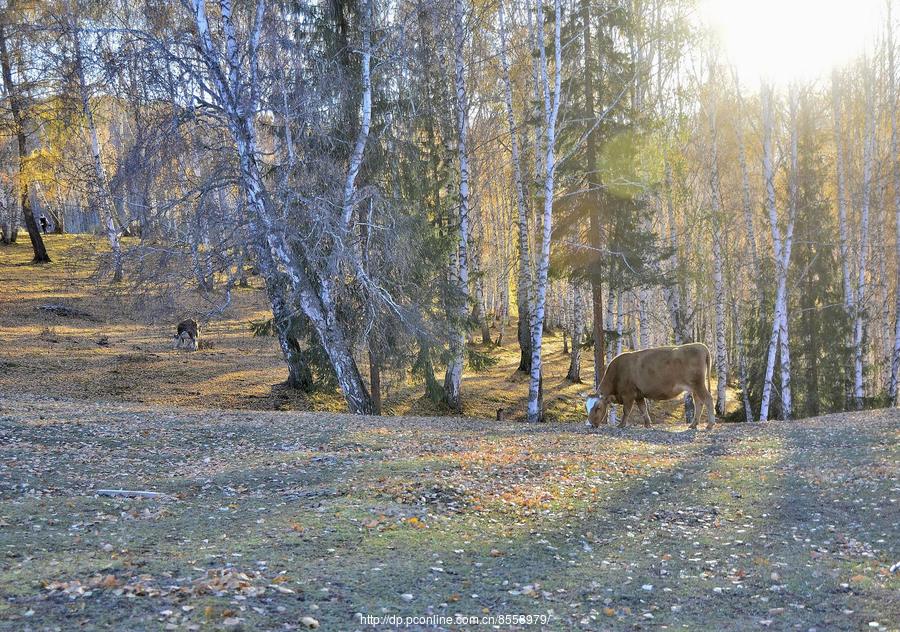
[0, 396, 897, 631]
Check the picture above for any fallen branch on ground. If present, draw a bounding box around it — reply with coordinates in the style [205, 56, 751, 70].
[95, 489, 168, 498]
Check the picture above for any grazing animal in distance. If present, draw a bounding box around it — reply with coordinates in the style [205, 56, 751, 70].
[588, 342, 715, 430]
[173, 318, 200, 351]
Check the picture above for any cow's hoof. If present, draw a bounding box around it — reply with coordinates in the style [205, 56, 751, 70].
[643, 422, 650, 428]
[706, 423, 715, 430]
[688, 423, 698, 430]
[616, 423, 626, 429]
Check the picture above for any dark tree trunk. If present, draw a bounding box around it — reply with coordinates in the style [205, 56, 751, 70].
[284, 335, 314, 391]
[567, 286, 582, 382]
[517, 314, 532, 372]
[264, 273, 313, 391]
[0, 20, 49, 263]
[415, 339, 444, 404]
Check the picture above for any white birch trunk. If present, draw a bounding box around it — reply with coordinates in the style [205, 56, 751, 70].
[853, 69, 875, 408]
[616, 288, 624, 356]
[662, 160, 686, 343]
[527, 0, 562, 423]
[605, 284, 618, 426]
[777, 87, 800, 419]
[472, 234, 492, 344]
[444, 0, 472, 410]
[663, 158, 695, 422]
[759, 83, 795, 421]
[758, 83, 780, 421]
[888, 4, 900, 405]
[708, 78, 728, 416]
[341, 0, 372, 228]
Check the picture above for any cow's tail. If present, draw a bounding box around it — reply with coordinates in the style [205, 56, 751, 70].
[706, 345, 712, 396]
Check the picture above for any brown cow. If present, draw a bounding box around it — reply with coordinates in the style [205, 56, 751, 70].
[587, 342, 715, 430]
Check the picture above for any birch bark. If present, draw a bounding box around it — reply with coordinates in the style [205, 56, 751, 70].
[759, 83, 796, 420]
[443, 0, 472, 411]
[853, 70, 875, 408]
[526, 0, 562, 423]
[888, 4, 900, 405]
[708, 70, 728, 416]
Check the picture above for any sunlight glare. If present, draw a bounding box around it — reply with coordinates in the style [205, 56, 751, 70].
[701, 0, 882, 84]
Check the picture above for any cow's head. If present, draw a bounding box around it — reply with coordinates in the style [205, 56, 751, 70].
[586, 395, 609, 428]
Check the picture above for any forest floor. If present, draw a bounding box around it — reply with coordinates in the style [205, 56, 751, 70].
[0, 396, 898, 631]
[0, 234, 737, 423]
[1, 236, 897, 630]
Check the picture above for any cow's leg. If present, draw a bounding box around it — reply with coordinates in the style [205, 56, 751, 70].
[699, 384, 716, 429]
[688, 390, 701, 429]
[640, 398, 652, 428]
[690, 381, 716, 429]
[619, 396, 634, 428]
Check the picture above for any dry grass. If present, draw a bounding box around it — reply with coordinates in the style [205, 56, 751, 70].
[0, 235, 738, 422]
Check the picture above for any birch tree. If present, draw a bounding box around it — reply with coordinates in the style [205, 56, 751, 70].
[731, 70, 760, 286]
[498, 0, 534, 374]
[526, 0, 562, 423]
[443, 0, 472, 411]
[759, 83, 796, 421]
[888, 3, 900, 405]
[853, 67, 876, 408]
[707, 62, 728, 416]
